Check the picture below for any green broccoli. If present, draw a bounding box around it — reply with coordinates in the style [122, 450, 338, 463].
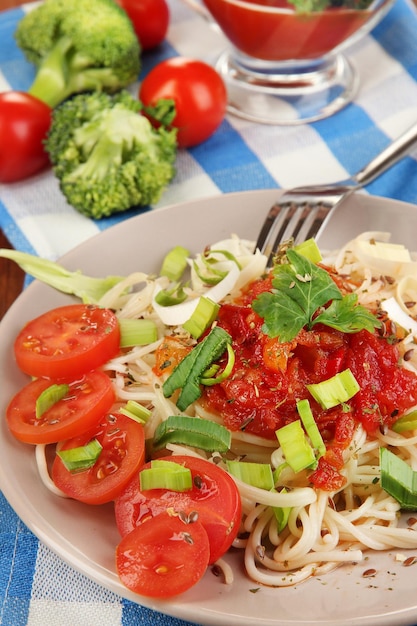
[15, 0, 141, 109]
[45, 90, 177, 219]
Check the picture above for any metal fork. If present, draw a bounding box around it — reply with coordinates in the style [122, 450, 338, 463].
[256, 123, 417, 264]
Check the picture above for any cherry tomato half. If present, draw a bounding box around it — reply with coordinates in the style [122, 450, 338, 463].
[52, 413, 145, 504]
[116, 510, 210, 598]
[139, 58, 227, 148]
[0, 91, 51, 183]
[14, 304, 121, 381]
[115, 455, 241, 564]
[117, 0, 169, 50]
[6, 370, 115, 444]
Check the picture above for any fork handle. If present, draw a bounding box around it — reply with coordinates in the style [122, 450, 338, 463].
[354, 123, 417, 187]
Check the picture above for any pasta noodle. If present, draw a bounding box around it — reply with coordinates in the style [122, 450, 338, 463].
[36, 231, 417, 588]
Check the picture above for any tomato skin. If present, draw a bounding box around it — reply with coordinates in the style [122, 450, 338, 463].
[14, 304, 121, 381]
[115, 455, 241, 564]
[116, 510, 210, 598]
[52, 413, 145, 504]
[117, 0, 169, 50]
[0, 91, 51, 183]
[6, 370, 115, 444]
[139, 58, 227, 148]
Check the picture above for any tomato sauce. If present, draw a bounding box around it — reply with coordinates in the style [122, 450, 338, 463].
[203, 0, 384, 61]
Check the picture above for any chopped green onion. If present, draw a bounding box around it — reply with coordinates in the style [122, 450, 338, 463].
[226, 460, 275, 490]
[160, 246, 190, 281]
[36, 383, 69, 418]
[380, 447, 417, 510]
[294, 238, 322, 264]
[272, 487, 292, 533]
[154, 282, 188, 306]
[140, 459, 192, 492]
[119, 400, 151, 424]
[162, 326, 232, 411]
[276, 420, 317, 473]
[306, 368, 360, 410]
[182, 296, 220, 339]
[57, 439, 102, 473]
[392, 410, 417, 434]
[153, 415, 231, 452]
[296, 399, 326, 457]
[118, 318, 158, 348]
[201, 343, 235, 386]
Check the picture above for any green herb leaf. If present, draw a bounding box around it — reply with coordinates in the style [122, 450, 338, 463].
[252, 249, 380, 342]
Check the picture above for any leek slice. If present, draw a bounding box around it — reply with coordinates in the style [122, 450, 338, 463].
[226, 460, 275, 490]
[306, 368, 359, 410]
[182, 296, 220, 339]
[276, 420, 317, 473]
[162, 326, 232, 411]
[57, 439, 102, 473]
[154, 282, 187, 306]
[36, 383, 69, 418]
[272, 487, 292, 533]
[380, 447, 417, 510]
[153, 415, 231, 452]
[0, 249, 123, 303]
[160, 246, 190, 281]
[201, 344, 235, 386]
[118, 318, 158, 347]
[294, 238, 322, 264]
[119, 400, 151, 424]
[381, 296, 417, 337]
[296, 399, 326, 457]
[140, 459, 192, 492]
[392, 410, 417, 434]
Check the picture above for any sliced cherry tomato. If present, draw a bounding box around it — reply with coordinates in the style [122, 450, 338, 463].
[14, 304, 121, 381]
[116, 510, 210, 598]
[6, 370, 115, 444]
[117, 0, 169, 50]
[139, 58, 227, 148]
[115, 455, 241, 564]
[52, 413, 145, 504]
[0, 91, 51, 183]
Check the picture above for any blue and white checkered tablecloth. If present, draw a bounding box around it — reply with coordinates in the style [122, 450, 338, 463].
[2, 0, 417, 624]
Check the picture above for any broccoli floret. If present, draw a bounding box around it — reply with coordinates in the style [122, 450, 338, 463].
[45, 90, 178, 219]
[15, 0, 141, 108]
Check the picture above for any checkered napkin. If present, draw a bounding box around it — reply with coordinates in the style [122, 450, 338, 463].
[1, 0, 417, 624]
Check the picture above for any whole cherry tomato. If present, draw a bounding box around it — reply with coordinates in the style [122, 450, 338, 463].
[0, 91, 51, 183]
[139, 57, 227, 148]
[117, 0, 169, 50]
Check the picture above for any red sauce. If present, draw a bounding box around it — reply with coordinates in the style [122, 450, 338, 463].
[203, 0, 386, 61]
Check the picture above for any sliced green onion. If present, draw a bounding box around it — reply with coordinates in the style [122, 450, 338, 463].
[154, 282, 188, 306]
[118, 318, 158, 348]
[160, 246, 190, 281]
[201, 343, 235, 386]
[276, 420, 317, 473]
[57, 439, 102, 473]
[226, 460, 275, 490]
[294, 238, 322, 264]
[272, 487, 292, 533]
[296, 399, 326, 457]
[162, 326, 232, 411]
[36, 383, 69, 419]
[182, 296, 220, 339]
[392, 410, 417, 434]
[140, 459, 192, 491]
[119, 400, 151, 424]
[380, 447, 417, 509]
[306, 368, 360, 410]
[153, 415, 231, 452]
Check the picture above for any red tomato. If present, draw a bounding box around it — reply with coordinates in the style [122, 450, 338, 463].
[52, 413, 145, 504]
[14, 304, 121, 381]
[117, 0, 169, 50]
[0, 91, 51, 183]
[115, 455, 241, 564]
[116, 510, 210, 598]
[6, 370, 115, 444]
[139, 58, 227, 148]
